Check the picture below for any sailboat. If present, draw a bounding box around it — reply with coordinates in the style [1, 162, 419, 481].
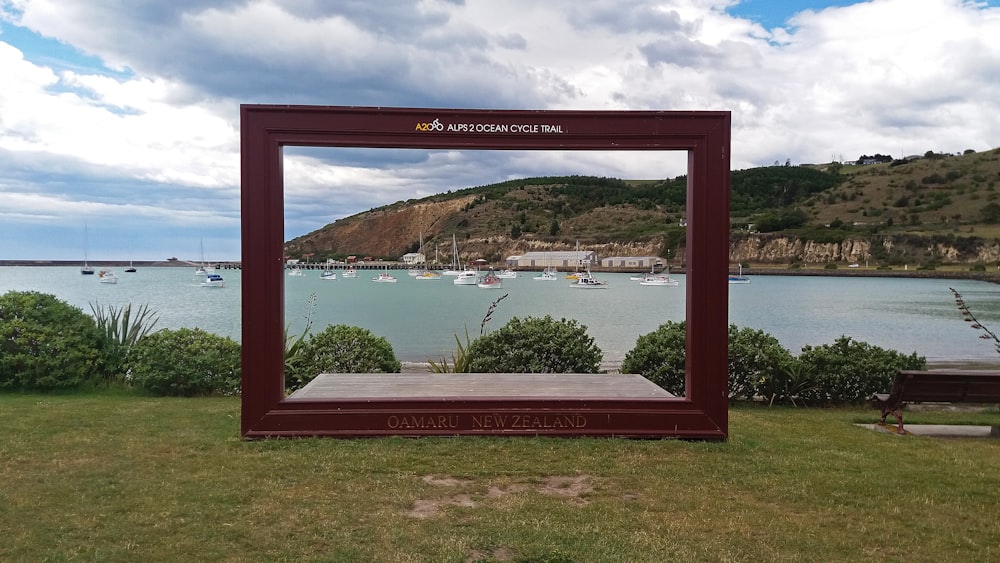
[413, 232, 441, 280]
[566, 241, 584, 279]
[194, 239, 215, 276]
[81, 225, 94, 275]
[442, 234, 464, 276]
[124, 243, 136, 272]
[533, 266, 558, 281]
[728, 264, 751, 284]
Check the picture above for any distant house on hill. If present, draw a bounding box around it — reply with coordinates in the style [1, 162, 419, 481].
[505, 251, 595, 269]
[599, 256, 661, 269]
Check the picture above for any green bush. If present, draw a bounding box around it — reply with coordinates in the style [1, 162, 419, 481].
[0, 291, 105, 391]
[465, 315, 602, 373]
[620, 321, 687, 394]
[796, 336, 925, 404]
[621, 322, 793, 399]
[287, 325, 401, 389]
[728, 325, 794, 400]
[129, 328, 241, 396]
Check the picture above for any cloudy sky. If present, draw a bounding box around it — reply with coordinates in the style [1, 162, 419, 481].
[1, 0, 998, 261]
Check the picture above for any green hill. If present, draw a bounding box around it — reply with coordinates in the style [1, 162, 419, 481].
[285, 148, 1000, 267]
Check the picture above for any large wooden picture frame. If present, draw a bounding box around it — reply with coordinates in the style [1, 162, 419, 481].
[240, 106, 731, 439]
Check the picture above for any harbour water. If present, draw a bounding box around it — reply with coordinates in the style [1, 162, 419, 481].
[3, 266, 1000, 366]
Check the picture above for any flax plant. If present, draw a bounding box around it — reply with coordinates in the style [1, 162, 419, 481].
[428, 293, 507, 373]
[89, 301, 160, 384]
[950, 287, 1000, 354]
[284, 292, 316, 386]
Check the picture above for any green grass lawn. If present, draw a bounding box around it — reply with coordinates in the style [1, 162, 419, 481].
[2, 394, 998, 562]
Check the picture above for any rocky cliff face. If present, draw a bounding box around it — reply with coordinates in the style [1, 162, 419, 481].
[730, 236, 872, 264]
[287, 196, 477, 258]
[730, 234, 1000, 265]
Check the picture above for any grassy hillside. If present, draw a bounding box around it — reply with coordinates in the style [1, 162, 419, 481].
[285, 148, 1000, 265]
[802, 149, 1000, 234]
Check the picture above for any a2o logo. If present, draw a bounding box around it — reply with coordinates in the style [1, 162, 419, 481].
[415, 118, 444, 132]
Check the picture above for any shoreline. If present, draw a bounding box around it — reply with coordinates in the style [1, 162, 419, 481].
[4, 260, 1000, 283]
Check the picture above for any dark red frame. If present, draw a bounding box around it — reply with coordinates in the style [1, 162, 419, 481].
[240, 106, 731, 439]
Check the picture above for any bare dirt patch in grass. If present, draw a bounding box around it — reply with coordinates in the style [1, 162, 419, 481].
[407, 474, 593, 518]
[537, 475, 593, 500]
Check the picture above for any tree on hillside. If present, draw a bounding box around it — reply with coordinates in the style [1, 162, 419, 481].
[980, 203, 1000, 224]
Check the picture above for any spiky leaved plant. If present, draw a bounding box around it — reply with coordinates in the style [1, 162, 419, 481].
[428, 293, 508, 373]
[284, 292, 317, 387]
[950, 287, 1000, 354]
[89, 301, 160, 384]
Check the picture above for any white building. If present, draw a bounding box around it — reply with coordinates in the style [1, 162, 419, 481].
[599, 256, 661, 269]
[400, 252, 426, 265]
[505, 251, 596, 269]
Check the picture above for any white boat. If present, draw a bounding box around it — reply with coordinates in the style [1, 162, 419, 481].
[496, 269, 519, 279]
[341, 268, 358, 278]
[372, 271, 397, 283]
[194, 239, 214, 276]
[632, 262, 661, 281]
[569, 262, 607, 288]
[81, 225, 94, 275]
[288, 267, 305, 277]
[728, 264, 751, 284]
[640, 274, 679, 286]
[570, 275, 608, 289]
[442, 234, 464, 276]
[453, 269, 478, 285]
[533, 267, 558, 281]
[200, 273, 225, 288]
[477, 270, 503, 289]
[320, 270, 337, 280]
[640, 265, 679, 286]
[99, 271, 119, 284]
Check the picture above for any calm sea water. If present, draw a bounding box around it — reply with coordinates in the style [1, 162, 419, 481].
[3, 266, 1000, 366]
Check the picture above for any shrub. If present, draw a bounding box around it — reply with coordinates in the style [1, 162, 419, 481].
[757, 358, 819, 406]
[621, 322, 793, 399]
[129, 328, 241, 396]
[0, 291, 105, 391]
[465, 315, 602, 373]
[620, 321, 687, 394]
[287, 325, 401, 389]
[796, 336, 925, 404]
[728, 325, 794, 400]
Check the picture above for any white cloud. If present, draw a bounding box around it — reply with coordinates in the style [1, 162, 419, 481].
[0, 0, 998, 259]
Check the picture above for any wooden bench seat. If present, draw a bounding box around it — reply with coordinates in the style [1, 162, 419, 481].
[873, 370, 1000, 433]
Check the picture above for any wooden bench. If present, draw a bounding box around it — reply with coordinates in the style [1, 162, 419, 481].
[873, 370, 1000, 432]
